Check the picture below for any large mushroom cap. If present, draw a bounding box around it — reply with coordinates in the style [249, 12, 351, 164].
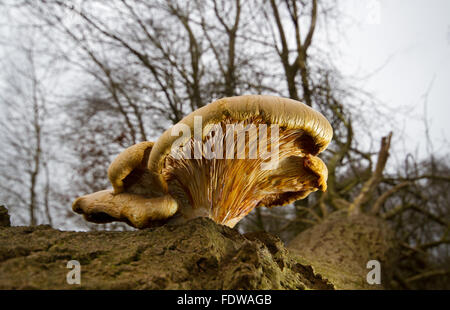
[149, 95, 332, 174]
[72, 95, 333, 228]
[148, 95, 333, 226]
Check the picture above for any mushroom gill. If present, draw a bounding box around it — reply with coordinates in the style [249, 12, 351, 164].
[162, 116, 329, 227]
[72, 95, 333, 229]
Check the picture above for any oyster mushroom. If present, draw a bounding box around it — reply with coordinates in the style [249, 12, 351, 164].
[72, 141, 178, 228]
[72, 95, 333, 228]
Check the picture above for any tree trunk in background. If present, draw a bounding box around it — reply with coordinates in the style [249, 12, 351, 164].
[288, 211, 398, 289]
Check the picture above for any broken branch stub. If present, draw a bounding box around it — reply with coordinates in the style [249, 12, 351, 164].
[72, 95, 333, 228]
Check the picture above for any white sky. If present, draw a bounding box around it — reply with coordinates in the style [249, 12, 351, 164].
[1, 0, 448, 161]
[337, 0, 450, 158]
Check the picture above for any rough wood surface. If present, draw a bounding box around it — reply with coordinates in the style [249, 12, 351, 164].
[0, 206, 395, 290]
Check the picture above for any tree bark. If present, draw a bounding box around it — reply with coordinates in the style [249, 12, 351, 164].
[0, 206, 397, 290]
[288, 211, 398, 289]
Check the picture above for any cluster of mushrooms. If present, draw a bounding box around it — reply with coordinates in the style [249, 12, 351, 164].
[72, 95, 333, 228]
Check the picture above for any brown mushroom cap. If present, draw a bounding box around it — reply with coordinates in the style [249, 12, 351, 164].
[72, 189, 178, 229]
[148, 95, 332, 176]
[108, 141, 155, 194]
[258, 154, 328, 207]
[148, 95, 333, 226]
[72, 141, 178, 229]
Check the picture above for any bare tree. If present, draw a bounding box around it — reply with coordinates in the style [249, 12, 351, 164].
[0, 40, 52, 225]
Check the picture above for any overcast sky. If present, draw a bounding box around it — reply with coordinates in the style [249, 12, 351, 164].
[1, 0, 448, 159]
[337, 0, 450, 158]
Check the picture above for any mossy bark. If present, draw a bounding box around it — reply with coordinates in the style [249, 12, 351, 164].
[0, 207, 396, 290]
[288, 211, 398, 289]
[0, 217, 333, 289]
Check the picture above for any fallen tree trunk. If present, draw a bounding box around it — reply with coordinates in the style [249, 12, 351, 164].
[0, 206, 395, 289]
[288, 211, 398, 289]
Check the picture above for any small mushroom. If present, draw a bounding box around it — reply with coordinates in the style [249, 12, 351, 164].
[72, 141, 178, 228]
[72, 95, 333, 228]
